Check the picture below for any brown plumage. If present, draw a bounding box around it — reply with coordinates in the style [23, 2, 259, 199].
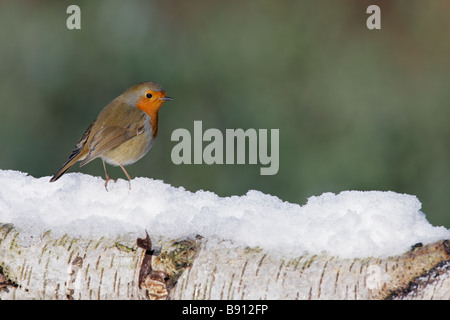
[50, 82, 173, 190]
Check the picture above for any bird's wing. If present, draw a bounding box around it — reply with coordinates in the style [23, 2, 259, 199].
[79, 107, 148, 167]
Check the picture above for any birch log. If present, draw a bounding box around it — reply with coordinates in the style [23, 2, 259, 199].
[0, 223, 448, 300]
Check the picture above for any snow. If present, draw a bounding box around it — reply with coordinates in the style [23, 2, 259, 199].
[0, 169, 449, 259]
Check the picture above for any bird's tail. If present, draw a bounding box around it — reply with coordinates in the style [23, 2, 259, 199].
[49, 149, 88, 182]
[50, 121, 94, 183]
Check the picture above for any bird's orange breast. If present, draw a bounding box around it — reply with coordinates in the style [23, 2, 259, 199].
[136, 91, 166, 138]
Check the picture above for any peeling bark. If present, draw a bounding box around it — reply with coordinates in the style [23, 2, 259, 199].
[136, 230, 169, 300]
[0, 223, 198, 300]
[0, 223, 448, 300]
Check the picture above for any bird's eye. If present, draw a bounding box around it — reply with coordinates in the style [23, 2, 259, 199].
[146, 93, 152, 99]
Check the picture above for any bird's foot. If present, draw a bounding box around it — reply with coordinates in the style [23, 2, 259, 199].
[104, 176, 117, 192]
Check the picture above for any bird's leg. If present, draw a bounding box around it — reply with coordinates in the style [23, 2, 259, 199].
[119, 164, 132, 190]
[102, 159, 116, 191]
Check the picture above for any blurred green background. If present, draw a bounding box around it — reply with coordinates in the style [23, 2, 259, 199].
[0, 0, 449, 228]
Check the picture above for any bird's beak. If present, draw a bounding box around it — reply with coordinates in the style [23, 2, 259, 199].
[160, 96, 173, 101]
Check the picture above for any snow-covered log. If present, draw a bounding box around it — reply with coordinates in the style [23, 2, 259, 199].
[0, 170, 449, 299]
[0, 223, 448, 300]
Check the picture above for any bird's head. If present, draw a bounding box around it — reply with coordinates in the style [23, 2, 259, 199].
[124, 81, 173, 115]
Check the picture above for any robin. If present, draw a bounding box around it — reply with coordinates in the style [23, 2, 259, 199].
[49, 81, 173, 190]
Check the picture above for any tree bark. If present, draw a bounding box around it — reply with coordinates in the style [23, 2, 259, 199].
[0, 223, 448, 300]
